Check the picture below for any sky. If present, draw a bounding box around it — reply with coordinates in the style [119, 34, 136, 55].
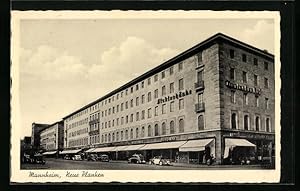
[17, 16, 275, 138]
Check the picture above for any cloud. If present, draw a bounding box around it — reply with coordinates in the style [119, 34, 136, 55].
[241, 20, 274, 53]
[88, 36, 179, 92]
[20, 45, 87, 81]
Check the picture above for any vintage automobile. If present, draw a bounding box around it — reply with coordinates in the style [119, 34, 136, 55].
[98, 154, 109, 162]
[72, 154, 83, 160]
[87, 154, 98, 161]
[64, 154, 72, 160]
[149, 156, 171, 166]
[128, 154, 146, 164]
[32, 153, 46, 165]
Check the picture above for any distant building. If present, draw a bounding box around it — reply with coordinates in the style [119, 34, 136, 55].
[39, 121, 64, 155]
[31, 123, 49, 149]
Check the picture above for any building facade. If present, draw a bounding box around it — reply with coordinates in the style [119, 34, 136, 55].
[61, 33, 275, 165]
[40, 121, 64, 155]
[31, 123, 49, 149]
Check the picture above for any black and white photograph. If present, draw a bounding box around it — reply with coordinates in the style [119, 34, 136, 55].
[11, 10, 281, 183]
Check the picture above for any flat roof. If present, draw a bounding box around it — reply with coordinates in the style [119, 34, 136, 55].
[63, 33, 274, 119]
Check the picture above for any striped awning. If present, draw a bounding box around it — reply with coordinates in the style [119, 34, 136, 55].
[111, 145, 129, 152]
[92, 146, 116, 152]
[123, 144, 145, 151]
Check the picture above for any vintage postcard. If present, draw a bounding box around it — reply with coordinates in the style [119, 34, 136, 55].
[11, 10, 281, 183]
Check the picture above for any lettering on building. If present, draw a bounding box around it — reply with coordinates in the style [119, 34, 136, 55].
[225, 80, 261, 95]
[157, 90, 193, 104]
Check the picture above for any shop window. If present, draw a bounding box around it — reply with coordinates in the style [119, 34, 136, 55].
[179, 119, 184, 133]
[255, 116, 260, 131]
[231, 113, 237, 129]
[244, 115, 249, 130]
[148, 125, 152, 137]
[162, 122, 166, 135]
[170, 121, 175, 134]
[154, 124, 159, 136]
[198, 115, 204, 130]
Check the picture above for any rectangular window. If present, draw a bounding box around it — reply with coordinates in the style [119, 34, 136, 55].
[131, 87, 133, 93]
[264, 78, 269, 88]
[178, 62, 183, 71]
[242, 71, 247, 83]
[162, 86, 166, 96]
[243, 93, 248, 105]
[254, 58, 258, 65]
[265, 98, 269, 109]
[179, 99, 184, 110]
[148, 92, 152, 102]
[155, 106, 158, 116]
[148, 78, 151, 85]
[179, 78, 184, 91]
[126, 115, 128, 123]
[230, 68, 235, 80]
[141, 81, 144, 88]
[230, 49, 235, 59]
[154, 89, 158, 99]
[136, 112, 139, 121]
[148, 108, 152, 118]
[197, 51, 203, 66]
[230, 90, 236, 103]
[170, 66, 174, 75]
[121, 103, 124, 111]
[255, 95, 259, 107]
[141, 94, 145, 104]
[254, 74, 258, 86]
[242, 54, 247, 62]
[162, 104, 166, 114]
[198, 93, 203, 103]
[125, 101, 128, 109]
[170, 82, 174, 94]
[161, 71, 165, 79]
[154, 74, 158, 82]
[117, 105, 119, 112]
[197, 70, 203, 82]
[130, 99, 134, 107]
[264, 61, 269, 70]
[130, 114, 133, 122]
[136, 84, 139, 91]
[170, 101, 174, 112]
[141, 110, 145, 120]
[136, 97, 139, 106]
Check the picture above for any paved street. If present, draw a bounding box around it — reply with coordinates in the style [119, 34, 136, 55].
[21, 158, 272, 170]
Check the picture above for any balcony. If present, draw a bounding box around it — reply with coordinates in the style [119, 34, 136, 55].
[195, 103, 205, 113]
[89, 118, 100, 125]
[89, 129, 100, 136]
[194, 81, 205, 91]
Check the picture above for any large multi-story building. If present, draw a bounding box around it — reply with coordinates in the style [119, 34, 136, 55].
[61, 33, 275, 165]
[39, 121, 64, 156]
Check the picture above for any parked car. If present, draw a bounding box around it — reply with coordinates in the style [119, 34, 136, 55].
[64, 154, 72, 160]
[87, 154, 98, 161]
[23, 154, 33, 163]
[149, 156, 171, 166]
[72, 154, 83, 160]
[33, 153, 46, 165]
[128, 154, 146, 164]
[98, 154, 109, 162]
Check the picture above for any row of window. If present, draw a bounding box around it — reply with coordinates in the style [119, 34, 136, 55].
[100, 99, 184, 129]
[230, 68, 269, 88]
[67, 118, 89, 130]
[40, 131, 56, 139]
[100, 118, 185, 144]
[68, 137, 89, 147]
[100, 79, 184, 118]
[66, 63, 186, 122]
[229, 49, 270, 71]
[41, 137, 56, 144]
[68, 128, 88, 138]
[230, 90, 269, 109]
[231, 113, 272, 132]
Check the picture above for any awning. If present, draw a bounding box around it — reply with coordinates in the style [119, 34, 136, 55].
[179, 139, 213, 152]
[42, 151, 57, 155]
[142, 141, 187, 150]
[93, 146, 116, 152]
[123, 144, 145, 151]
[224, 138, 256, 158]
[59, 149, 82, 155]
[85, 148, 95, 153]
[111, 145, 129, 152]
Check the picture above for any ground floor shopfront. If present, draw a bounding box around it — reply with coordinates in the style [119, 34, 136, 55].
[62, 130, 275, 166]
